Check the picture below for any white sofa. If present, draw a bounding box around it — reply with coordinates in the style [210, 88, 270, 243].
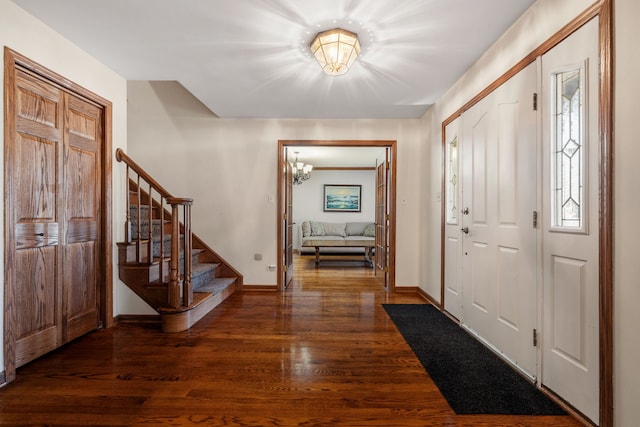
[300, 221, 375, 266]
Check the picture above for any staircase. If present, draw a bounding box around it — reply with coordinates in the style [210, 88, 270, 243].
[116, 149, 242, 332]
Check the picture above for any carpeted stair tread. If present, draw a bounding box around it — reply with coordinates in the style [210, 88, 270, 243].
[128, 204, 156, 216]
[191, 261, 219, 290]
[191, 261, 220, 277]
[130, 221, 165, 240]
[196, 277, 236, 295]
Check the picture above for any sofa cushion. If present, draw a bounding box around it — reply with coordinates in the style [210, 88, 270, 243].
[345, 222, 370, 236]
[309, 221, 346, 237]
[363, 223, 376, 237]
[323, 222, 347, 237]
[309, 221, 325, 236]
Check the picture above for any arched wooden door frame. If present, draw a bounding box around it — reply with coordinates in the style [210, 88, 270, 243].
[277, 140, 397, 292]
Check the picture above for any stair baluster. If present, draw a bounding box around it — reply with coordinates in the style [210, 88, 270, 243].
[146, 182, 153, 265]
[183, 201, 193, 307]
[124, 164, 131, 243]
[136, 173, 142, 262]
[159, 197, 165, 289]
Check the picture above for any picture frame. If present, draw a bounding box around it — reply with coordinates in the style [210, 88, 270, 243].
[323, 184, 362, 212]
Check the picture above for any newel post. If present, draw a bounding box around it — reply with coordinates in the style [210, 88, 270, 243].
[167, 197, 194, 309]
[167, 201, 182, 308]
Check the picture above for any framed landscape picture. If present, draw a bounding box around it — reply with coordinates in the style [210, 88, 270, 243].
[324, 184, 361, 212]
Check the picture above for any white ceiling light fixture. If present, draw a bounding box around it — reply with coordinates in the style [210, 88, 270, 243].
[310, 28, 361, 76]
[291, 152, 313, 185]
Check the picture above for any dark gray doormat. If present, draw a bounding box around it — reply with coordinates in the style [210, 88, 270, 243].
[382, 304, 566, 415]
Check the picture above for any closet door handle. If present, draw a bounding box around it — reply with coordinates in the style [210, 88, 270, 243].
[461, 227, 469, 234]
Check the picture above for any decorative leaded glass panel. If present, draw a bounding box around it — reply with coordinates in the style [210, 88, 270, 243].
[552, 69, 584, 229]
[446, 136, 458, 223]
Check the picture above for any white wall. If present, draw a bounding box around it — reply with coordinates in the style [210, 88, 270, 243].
[127, 81, 421, 287]
[420, 0, 640, 425]
[0, 0, 130, 369]
[293, 169, 376, 250]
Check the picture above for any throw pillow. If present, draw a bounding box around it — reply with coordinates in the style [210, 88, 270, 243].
[363, 223, 376, 237]
[301, 221, 311, 237]
[310, 221, 326, 236]
[345, 222, 368, 236]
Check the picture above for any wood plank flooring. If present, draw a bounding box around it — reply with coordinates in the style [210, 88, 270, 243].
[0, 254, 582, 426]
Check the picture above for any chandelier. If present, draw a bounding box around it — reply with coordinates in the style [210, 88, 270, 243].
[310, 28, 361, 76]
[291, 152, 313, 185]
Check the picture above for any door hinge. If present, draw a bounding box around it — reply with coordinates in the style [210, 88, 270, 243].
[283, 212, 288, 220]
[283, 265, 287, 272]
[533, 329, 538, 347]
[532, 210, 538, 228]
[533, 93, 538, 111]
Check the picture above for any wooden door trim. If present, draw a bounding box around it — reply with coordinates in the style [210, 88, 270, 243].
[284, 147, 294, 289]
[3, 48, 113, 383]
[277, 140, 397, 291]
[439, 1, 613, 425]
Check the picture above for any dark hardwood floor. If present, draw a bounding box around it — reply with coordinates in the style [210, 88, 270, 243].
[0, 254, 581, 426]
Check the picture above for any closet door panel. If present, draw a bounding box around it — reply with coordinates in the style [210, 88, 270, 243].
[62, 94, 102, 342]
[11, 71, 65, 367]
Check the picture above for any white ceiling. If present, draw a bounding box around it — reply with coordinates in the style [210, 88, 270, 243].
[12, 0, 535, 119]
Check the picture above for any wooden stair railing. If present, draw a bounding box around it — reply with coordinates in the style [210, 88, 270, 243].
[115, 149, 242, 332]
[116, 148, 193, 309]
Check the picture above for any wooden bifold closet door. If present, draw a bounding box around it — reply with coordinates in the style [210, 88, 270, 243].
[6, 67, 102, 369]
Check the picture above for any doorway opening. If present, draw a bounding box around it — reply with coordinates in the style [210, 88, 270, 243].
[277, 140, 397, 293]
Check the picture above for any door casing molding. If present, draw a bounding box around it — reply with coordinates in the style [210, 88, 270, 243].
[277, 140, 397, 291]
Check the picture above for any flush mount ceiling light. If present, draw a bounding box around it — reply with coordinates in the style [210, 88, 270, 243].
[310, 28, 361, 76]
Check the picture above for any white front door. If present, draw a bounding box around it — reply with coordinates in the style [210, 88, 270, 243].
[443, 118, 463, 321]
[460, 60, 538, 378]
[540, 17, 600, 424]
